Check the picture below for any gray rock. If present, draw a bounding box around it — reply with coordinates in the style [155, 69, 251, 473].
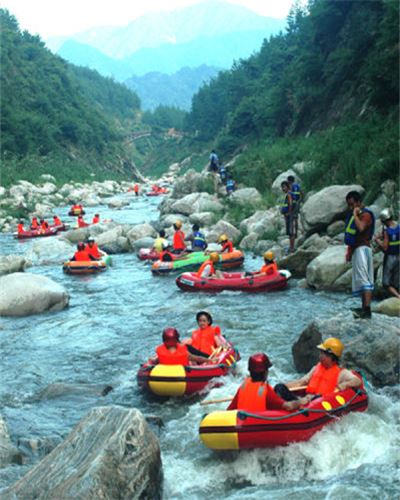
[271, 169, 299, 194]
[132, 236, 155, 251]
[107, 197, 130, 209]
[306, 246, 351, 289]
[172, 169, 212, 197]
[127, 223, 157, 246]
[31, 383, 114, 402]
[301, 233, 331, 252]
[0, 255, 30, 275]
[170, 192, 223, 216]
[327, 220, 346, 237]
[373, 297, 400, 317]
[102, 237, 131, 255]
[229, 187, 262, 207]
[279, 249, 320, 278]
[39, 174, 56, 183]
[159, 213, 189, 228]
[206, 220, 241, 244]
[0, 415, 23, 468]
[239, 209, 279, 237]
[189, 211, 216, 226]
[3, 406, 162, 499]
[0, 273, 69, 317]
[25, 238, 73, 265]
[239, 232, 259, 251]
[292, 314, 400, 387]
[63, 227, 90, 244]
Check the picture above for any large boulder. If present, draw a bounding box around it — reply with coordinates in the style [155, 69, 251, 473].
[25, 238, 73, 264]
[373, 297, 400, 317]
[63, 227, 90, 244]
[229, 188, 262, 207]
[239, 209, 278, 237]
[170, 192, 223, 216]
[278, 249, 320, 278]
[0, 273, 69, 316]
[0, 255, 30, 275]
[306, 246, 351, 289]
[189, 212, 216, 226]
[172, 170, 213, 197]
[271, 169, 299, 194]
[107, 197, 130, 209]
[239, 232, 259, 251]
[132, 236, 155, 251]
[3, 406, 162, 499]
[127, 223, 157, 246]
[205, 220, 241, 244]
[0, 415, 23, 468]
[292, 314, 400, 387]
[301, 184, 364, 233]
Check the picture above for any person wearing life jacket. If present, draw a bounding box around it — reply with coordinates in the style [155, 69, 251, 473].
[275, 338, 362, 405]
[248, 251, 279, 278]
[133, 183, 140, 196]
[345, 191, 375, 319]
[53, 215, 63, 227]
[218, 234, 233, 253]
[374, 208, 400, 298]
[159, 242, 175, 262]
[153, 229, 168, 253]
[85, 237, 104, 260]
[228, 353, 300, 412]
[77, 215, 89, 228]
[196, 252, 222, 279]
[172, 221, 186, 253]
[209, 150, 219, 172]
[226, 176, 235, 195]
[70, 242, 96, 262]
[92, 214, 100, 224]
[186, 224, 207, 251]
[287, 175, 303, 237]
[17, 220, 25, 234]
[185, 311, 227, 359]
[31, 217, 39, 230]
[154, 328, 205, 365]
[280, 181, 296, 254]
[40, 219, 49, 231]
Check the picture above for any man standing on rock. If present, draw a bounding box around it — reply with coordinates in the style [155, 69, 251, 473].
[345, 191, 375, 319]
[280, 181, 296, 253]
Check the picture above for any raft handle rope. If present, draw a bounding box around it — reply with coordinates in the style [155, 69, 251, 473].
[237, 390, 366, 422]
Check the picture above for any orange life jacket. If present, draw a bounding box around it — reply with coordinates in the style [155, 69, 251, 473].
[53, 217, 62, 226]
[92, 215, 100, 224]
[134, 184, 139, 193]
[221, 240, 233, 253]
[306, 362, 341, 395]
[191, 326, 217, 355]
[260, 262, 278, 275]
[31, 219, 39, 229]
[156, 344, 189, 365]
[173, 230, 186, 250]
[197, 260, 215, 278]
[40, 222, 49, 230]
[73, 250, 91, 262]
[85, 243, 101, 259]
[17, 223, 24, 233]
[78, 218, 88, 228]
[236, 378, 268, 411]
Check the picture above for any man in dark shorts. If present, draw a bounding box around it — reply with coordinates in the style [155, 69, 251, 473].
[280, 181, 296, 253]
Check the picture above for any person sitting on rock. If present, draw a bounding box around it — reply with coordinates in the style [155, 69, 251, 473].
[218, 234, 234, 253]
[31, 217, 39, 230]
[228, 353, 300, 412]
[77, 215, 89, 228]
[186, 224, 207, 251]
[184, 311, 228, 359]
[196, 252, 222, 279]
[85, 237, 105, 260]
[172, 220, 186, 253]
[17, 220, 25, 234]
[70, 242, 96, 262]
[154, 328, 206, 365]
[153, 229, 167, 253]
[274, 338, 362, 405]
[53, 215, 63, 227]
[92, 214, 100, 224]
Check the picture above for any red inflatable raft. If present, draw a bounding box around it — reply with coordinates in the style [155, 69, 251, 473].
[137, 345, 240, 397]
[14, 227, 59, 239]
[199, 384, 368, 450]
[176, 270, 291, 292]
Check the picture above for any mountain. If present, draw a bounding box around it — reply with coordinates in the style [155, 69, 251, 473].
[125, 65, 221, 111]
[47, 1, 286, 59]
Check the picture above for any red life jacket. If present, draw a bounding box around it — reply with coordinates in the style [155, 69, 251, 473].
[74, 250, 91, 262]
[31, 219, 39, 229]
[260, 262, 278, 275]
[307, 362, 341, 395]
[237, 378, 268, 411]
[173, 230, 186, 250]
[134, 184, 139, 193]
[197, 260, 215, 278]
[78, 218, 88, 228]
[40, 222, 49, 230]
[53, 217, 62, 226]
[92, 215, 100, 224]
[191, 326, 217, 355]
[156, 344, 189, 365]
[85, 243, 101, 259]
[17, 223, 24, 233]
[221, 241, 233, 253]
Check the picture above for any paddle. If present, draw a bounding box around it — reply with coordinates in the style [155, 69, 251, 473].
[200, 386, 308, 405]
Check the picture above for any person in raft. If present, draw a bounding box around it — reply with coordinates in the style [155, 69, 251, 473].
[40, 218, 49, 231]
[227, 353, 301, 412]
[53, 215, 63, 227]
[184, 311, 228, 359]
[77, 215, 89, 228]
[154, 328, 207, 365]
[31, 216, 39, 230]
[159, 241, 175, 262]
[186, 224, 207, 251]
[274, 337, 362, 405]
[246, 251, 278, 277]
[153, 229, 168, 253]
[218, 234, 233, 253]
[92, 214, 100, 224]
[197, 252, 223, 279]
[85, 237, 105, 260]
[172, 220, 186, 253]
[17, 220, 25, 234]
[70, 242, 96, 261]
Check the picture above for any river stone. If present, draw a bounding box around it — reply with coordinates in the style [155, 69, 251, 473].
[102, 236, 131, 255]
[278, 249, 320, 278]
[0, 255, 30, 275]
[25, 238, 74, 264]
[301, 233, 331, 252]
[373, 297, 400, 317]
[30, 383, 114, 402]
[292, 314, 400, 387]
[107, 197, 130, 209]
[132, 236, 155, 250]
[332, 268, 353, 292]
[3, 406, 162, 499]
[63, 227, 90, 244]
[206, 220, 241, 244]
[0, 415, 23, 467]
[0, 273, 69, 317]
[172, 169, 208, 197]
[171, 192, 223, 216]
[327, 220, 346, 237]
[239, 209, 278, 237]
[301, 184, 365, 233]
[95, 226, 124, 247]
[306, 246, 351, 289]
[271, 169, 299, 194]
[159, 213, 189, 228]
[127, 223, 157, 246]
[229, 187, 262, 207]
[239, 232, 259, 251]
[189, 211, 216, 226]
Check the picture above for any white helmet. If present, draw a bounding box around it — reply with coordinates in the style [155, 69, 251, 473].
[379, 208, 392, 222]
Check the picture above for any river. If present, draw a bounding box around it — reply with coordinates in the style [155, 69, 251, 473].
[0, 193, 398, 498]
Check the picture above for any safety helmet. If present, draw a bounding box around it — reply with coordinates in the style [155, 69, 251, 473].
[174, 220, 182, 229]
[196, 311, 213, 325]
[162, 327, 180, 345]
[77, 242, 85, 250]
[218, 234, 228, 243]
[87, 237, 95, 243]
[379, 208, 392, 222]
[248, 353, 272, 373]
[209, 252, 220, 263]
[317, 337, 344, 358]
[264, 251, 274, 261]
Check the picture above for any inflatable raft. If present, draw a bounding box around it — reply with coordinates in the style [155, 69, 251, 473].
[62, 259, 107, 275]
[146, 188, 168, 196]
[152, 250, 244, 275]
[199, 386, 368, 450]
[137, 345, 240, 397]
[137, 248, 188, 261]
[176, 270, 291, 292]
[14, 227, 59, 239]
[68, 208, 85, 216]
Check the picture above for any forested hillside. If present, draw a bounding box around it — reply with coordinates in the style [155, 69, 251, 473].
[0, 10, 141, 186]
[185, 0, 399, 198]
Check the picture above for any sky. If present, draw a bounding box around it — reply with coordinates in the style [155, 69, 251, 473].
[0, 0, 295, 39]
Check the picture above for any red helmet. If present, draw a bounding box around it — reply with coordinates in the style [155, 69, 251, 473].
[248, 353, 272, 373]
[162, 327, 179, 345]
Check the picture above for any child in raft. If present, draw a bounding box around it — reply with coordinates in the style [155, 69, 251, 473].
[184, 311, 229, 359]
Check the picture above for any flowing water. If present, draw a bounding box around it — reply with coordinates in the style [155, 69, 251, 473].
[0, 194, 398, 498]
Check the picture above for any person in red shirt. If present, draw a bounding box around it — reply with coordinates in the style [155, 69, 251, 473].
[17, 220, 25, 234]
[133, 184, 140, 196]
[228, 353, 300, 412]
[218, 234, 233, 253]
[172, 221, 186, 253]
[92, 214, 100, 224]
[85, 237, 104, 260]
[77, 215, 89, 228]
[70, 242, 96, 262]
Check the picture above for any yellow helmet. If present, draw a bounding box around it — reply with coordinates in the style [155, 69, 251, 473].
[218, 234, 228, 243]
[317, 337, 344, 358]
[209, 252, 220, 263]
[264, 251, 274, 261]
[174, 220, 182, 229]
